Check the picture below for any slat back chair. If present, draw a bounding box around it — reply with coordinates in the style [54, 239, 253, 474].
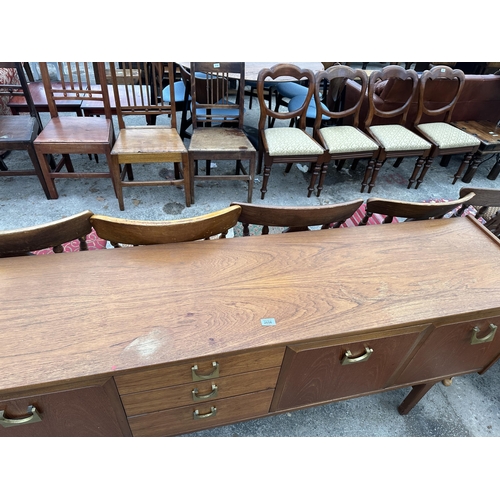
[312, 65, 379, 196]
[33, 62, 119, 203]
[188, 62, 256, 204]
[107, 62, 190, 211]
[363, 65, 432, 193]
[456, 187, 500, 238]
[0, 62, 51, 197]
[413, 66, 480, 186]
[90, 205, 241, 247]
[230, 199, 363, 235]
[256, 64, 325, 199]
[0, 210, 93, 257]
[359, 192, 476, 225]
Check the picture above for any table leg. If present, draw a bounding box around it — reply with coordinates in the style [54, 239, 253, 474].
[487, 154, 500, 181]
[398, 382, 435, 415]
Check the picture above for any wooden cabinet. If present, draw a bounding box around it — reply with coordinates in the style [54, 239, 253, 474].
[0, 379, 131, 437]
[115, 348, 284, 436]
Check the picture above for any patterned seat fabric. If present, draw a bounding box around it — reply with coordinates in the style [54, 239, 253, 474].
[417, 122, 481, 149]
[320, 126, 379, 154]
[264, 127, 324, 156]
[369, 124, 431, 152]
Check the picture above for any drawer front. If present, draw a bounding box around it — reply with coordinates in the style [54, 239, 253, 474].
[121, 367, 281, 416]
[115, 347, 284, 395]
[271, 327, 425, 412]
[396, 315, 500, 385]
[128, 389, 274, 436]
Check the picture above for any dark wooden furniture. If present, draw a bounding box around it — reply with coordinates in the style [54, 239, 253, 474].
[1, 217, 500, 436]
[363, 65, 432, 192]
[413, 66, 480, 187]
[107, 62, 191, 210]
[188, 62, 256, 204]
[0, 62, 51, 198]
[312, 65, 379, 195]
[0, 210, 93, 257]
[256, 64, 325, 199]
[359, 192, 476, 224]
[230, 199, 363, 235]
[457, 186, 500, 238]
[33, 62, 119, 202]
[451, 120, 500, 182]
[90, 206, 241, 246]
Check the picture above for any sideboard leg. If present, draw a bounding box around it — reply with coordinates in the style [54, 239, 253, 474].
[398, 382, 435, 415]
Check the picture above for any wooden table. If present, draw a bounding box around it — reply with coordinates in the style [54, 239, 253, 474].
[1, 216, 500, 436]
[452, 120, 500, 181]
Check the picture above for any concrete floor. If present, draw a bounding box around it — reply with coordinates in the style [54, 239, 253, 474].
[1, 64, 499, 439]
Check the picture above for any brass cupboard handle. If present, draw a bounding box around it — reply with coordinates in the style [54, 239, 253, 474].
[341, 347, 374, 365]
[0, 405, 42, 428]
[192, 384, 218, 402]
[192, 361, 219, 381]
[193, 406, 217, 420]
[470, 324, 497, 345]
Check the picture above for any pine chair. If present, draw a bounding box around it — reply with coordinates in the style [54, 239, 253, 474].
[412, 65, 480, 187]
[256, 64, 325, 199]
[33, 62, 119, 202]
[312, 65, 379, 196]
[0, 62, 51, 198]
[90, 205, 241, 247]
[363, 65, 432, 193]
[359, 191, 476, 225]
[107, 62, 190, 210]
[230, 199, 363, 235]
[188, 62, 256, 204]
[0, 210, 93, 257]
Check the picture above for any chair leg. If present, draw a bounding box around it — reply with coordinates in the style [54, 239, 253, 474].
[35, 149, 60, 199]
[284, 162, 293, 174]
[415, 156, 432, 189]
[261, 164, 271, 199]
[336, 159, 346, 171]
[189, 154, 196, 204]
[108, 154, 124, 210]
[27, 144, 51, 199]
[257, 148, 264, 175]
[367, 159, 383, 193]
[182, 159, 191, 207]
[393, 157, 404, 168]
[407, 156, 426, 189]
[361, 158, 375, 193]
[461, 153, 479, 183]
[316, 162, 329, 197]
[247, 156, 255, 203]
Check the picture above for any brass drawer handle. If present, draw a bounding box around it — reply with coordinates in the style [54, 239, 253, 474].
[470, 324, 497, 345]
[341, 347, 374, 365]
[193, 406, 217, 420]
[192, 361, 219, 381]
[0, 405, 42, 428]
[192, 384, 218, 402]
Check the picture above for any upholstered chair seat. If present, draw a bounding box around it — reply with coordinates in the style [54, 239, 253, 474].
[416, 122, 480, 149]
[369, 124, 431, 152]
[264, 127, 324, 156]
[319, 126, 379, 154]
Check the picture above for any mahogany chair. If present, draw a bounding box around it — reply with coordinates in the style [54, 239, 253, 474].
[107, 62, 190, 210]
[312, 65, 379, 196]
[33, 62, 119, 202]
[256, 64, 325, 199]
[90, 205, 241, 247]
[456, 187, 500, 238]
[229, 199, 363, 235]
[363, 65, 432, 193]
[0, 62, 51, 198]
[0, 210, 93, 257]
[359, 191, 476, 225]
[412, 66, 480, 186]
[188, 62, 256, 204]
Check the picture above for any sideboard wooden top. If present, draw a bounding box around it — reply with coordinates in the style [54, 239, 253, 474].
[2, 216, 500, 394]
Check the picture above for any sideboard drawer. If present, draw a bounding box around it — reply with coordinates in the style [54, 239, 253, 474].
[115, 347, 284, 395]
[128, 389, 275, 436]
[121, 367, 281, 416]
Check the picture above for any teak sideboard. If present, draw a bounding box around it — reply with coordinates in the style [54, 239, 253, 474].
[1, 216, 500, 436]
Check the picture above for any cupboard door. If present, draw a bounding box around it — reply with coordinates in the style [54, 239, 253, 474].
[0, 379, 131, 437]
[271, 328, 424, 412]
[396, 315, 500, 385]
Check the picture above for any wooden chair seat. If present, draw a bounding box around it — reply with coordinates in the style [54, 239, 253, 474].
[0, 115, 38, 143]
[189, 128, 254, 153]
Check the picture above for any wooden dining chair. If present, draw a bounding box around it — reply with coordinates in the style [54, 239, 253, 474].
[0, 210, 93, 257]
[90, 205, 241, 247]
[229, 199, 363, 235]
[188, 62, 256, 204]
[256, 64, 325, 199]
[412, 66, 481, 187]
[0, 62, 51, 198]
[107, 62, 191, 211]
[312, 65, 379, 196]
[363, 65, 432, 193]
[456, 187, 500, 238]
[359, 191, 476, 225]
[33, 62, 119, 202]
